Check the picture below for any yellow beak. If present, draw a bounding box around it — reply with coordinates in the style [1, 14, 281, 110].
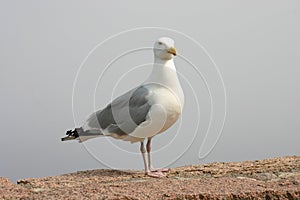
[167, 47, 177, 56]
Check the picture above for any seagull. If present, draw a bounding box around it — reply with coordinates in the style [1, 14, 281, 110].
[61, 37, 184, 177]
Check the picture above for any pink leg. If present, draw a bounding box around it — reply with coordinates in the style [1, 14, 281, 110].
[146, 138, 170, 173]
[140, 141, 165, 178]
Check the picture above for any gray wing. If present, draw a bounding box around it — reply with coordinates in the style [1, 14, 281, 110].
[96, 85, 152, 136]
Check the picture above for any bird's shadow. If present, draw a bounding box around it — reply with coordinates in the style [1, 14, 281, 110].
[64, 169, 141, 179]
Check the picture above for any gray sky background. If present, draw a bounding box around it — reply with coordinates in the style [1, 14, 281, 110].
[1, 1, 299, 182]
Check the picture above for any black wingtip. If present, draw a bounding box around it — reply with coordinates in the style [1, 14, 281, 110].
[61, 129, 79, 142]
[66, 130, 73, 135]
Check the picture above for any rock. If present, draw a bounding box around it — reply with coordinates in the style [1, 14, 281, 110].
[1, 156, 300, 199]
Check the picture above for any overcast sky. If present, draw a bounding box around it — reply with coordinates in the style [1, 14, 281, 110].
[1, 1, 299, 182]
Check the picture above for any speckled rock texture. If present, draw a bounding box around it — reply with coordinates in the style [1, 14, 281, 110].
[1, 156, 299, 199]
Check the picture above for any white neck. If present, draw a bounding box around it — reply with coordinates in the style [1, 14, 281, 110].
[145, 57, 180, 89]
[153, 58, 176, 71]
[144, 56, 184, 107]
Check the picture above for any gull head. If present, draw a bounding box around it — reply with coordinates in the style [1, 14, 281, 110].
[153, 37, 177, 60]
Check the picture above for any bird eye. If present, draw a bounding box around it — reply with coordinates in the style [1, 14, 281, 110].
[158, 42, 163, 45]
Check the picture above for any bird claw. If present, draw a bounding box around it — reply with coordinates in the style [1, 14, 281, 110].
[145, 168, 169, 178]
[146, 171, 166, 178]
[150, 168, 170, 173]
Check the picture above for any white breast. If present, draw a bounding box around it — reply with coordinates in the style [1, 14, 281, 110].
[151, 86, 183, 134]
